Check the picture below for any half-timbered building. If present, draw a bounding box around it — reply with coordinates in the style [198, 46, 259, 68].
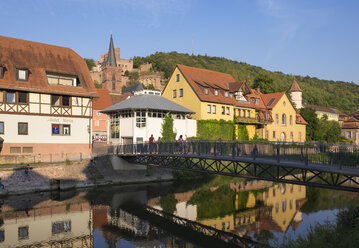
[0, 35, 97, 160]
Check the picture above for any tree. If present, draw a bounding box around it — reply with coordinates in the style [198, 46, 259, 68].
[252, 74, 275, 94]
[93, 80, 102, 89]
[317, 115, 342, 143]
[128, 71, 139, 84]
[161, 114, 177, 141]
[84, 58, 96, 71]
[300, 107, 320, 141]
[142, 83, 156, 90]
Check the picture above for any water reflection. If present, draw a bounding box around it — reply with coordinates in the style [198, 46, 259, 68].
[0, 177, 358, 247]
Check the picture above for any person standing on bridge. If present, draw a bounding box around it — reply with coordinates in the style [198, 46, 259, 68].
[149, 134, 155, 153]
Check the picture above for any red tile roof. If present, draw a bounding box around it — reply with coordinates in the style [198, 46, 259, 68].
[289, 80, 302, 92]
[93, 89, 113, 110]
[296, 113, 308, 125]
[109, 92, 132, 105]
[260, 92, 286, 110]
[0, 35, 97, 97]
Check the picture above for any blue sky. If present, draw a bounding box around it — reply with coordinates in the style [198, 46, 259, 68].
[1, 0, 359, 83]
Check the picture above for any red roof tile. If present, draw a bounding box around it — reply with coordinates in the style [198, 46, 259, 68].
[0, 35, 97, 97]
[260, 92, 286, 110]
[93, 89, 113, 110]
[289, 80, 302, 92]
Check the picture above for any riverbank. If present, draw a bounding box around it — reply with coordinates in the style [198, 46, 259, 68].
[0, 155, 174, 195]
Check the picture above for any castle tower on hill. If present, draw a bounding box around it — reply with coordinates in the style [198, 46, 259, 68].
[100, 34, 123, 93]
[289, 80, 303, 109]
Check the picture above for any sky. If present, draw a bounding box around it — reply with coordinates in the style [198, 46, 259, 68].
[1, 0, 359, 83]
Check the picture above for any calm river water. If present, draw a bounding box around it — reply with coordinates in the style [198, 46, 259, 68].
[0, 175, 358, 247]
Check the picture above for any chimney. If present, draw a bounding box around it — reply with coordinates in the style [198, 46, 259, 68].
[256, 87, 260, 93]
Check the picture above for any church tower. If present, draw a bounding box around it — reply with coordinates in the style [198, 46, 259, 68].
[289, 80, 303, 109]
[105, 34, 117, 67]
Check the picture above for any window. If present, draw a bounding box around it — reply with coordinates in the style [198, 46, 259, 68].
[275, 202, 279, 213]
[52, 124, 71, 136]
[22, 147, 33, 153]
[247, 110, 251, 118]
[176, 74, 180, 82]
[282, 199, 286, 212]
[111, 115, 120, 139]
[18, 92, 27, 104]
[212, 105, 216, 114]
[204, 88, 209, 95]
[345, 131, 353, 139]
[52, 221, 71, 234]
[0, 122, 3, 134]
[17, 69, 28, 81]
[221, 106, 225, 115]
[0, 66, 4, 79]
[18, 226, 29, 240]
[224, 91, 228, 97]
[265, 130, 269, 139]
[96, 111, 101, 116]
[0, 230, 4, 242]
[289, 115, 293, 125]
[226, 107, 230, 115]
[179, 88, 183, 97]
[255, 99, 259, 105]
[265, 112, 269, 119]
[230, 93, 233, 98]
[136, 111, 146, 128]
[275, 114, 279, 125]
[289, 199, 293, 209]
[282, 114, 286, 126]
[95, 120, 100, 126]
[214, 90, 218, 96]
[18, 122, 28, 135]
[62, 96, 70, 107]
[273, 131, 276, 139]
[273, 188, 276, 196]
[51, 95, 60, 106]
[207, 104, 211, 113]
[290, 132, 294, 142]
[173, 90, 177, 98]
[296, 116, 300, 122]
[46, 72, 81, 87]
[10, 147, 21, 153]
[6, 92, 15, 103]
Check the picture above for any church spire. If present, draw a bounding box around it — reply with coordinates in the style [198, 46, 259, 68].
[105, 34, 117, 66]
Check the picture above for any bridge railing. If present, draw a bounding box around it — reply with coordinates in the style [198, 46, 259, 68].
[116, 140, 359, 168]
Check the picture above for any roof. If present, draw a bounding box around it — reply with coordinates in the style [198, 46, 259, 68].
[110, 92, 132, 105]
[102, 94, 195, 113]
[304, 104, 340, 115]
[0, 35, 97, 97]
[289, 80, 302, 92]
[93, 89, 112, 110]
[105, 34, 117, 66]
[121, 83, 143, 94]
[260, 92, 286, 110]
[296, 113, 308, 125]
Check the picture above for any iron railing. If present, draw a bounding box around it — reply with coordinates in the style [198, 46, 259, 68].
[116, 140, 359, 169]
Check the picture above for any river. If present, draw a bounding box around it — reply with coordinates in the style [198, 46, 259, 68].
[0, 175, 358, 247]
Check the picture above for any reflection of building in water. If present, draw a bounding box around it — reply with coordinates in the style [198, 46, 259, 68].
[0, 200, 92, 247]
[259, 184, 307, 233]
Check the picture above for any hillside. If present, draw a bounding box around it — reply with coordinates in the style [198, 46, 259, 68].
[133, 52, 359, 114]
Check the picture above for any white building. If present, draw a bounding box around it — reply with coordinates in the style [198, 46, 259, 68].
[102, 94, 197, 144]
[0, 35, 97, 160]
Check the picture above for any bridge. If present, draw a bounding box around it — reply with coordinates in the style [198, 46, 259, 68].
[113, 140, 359, 192]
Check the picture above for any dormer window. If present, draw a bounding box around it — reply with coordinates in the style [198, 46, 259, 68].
[16, 69, 29, 81]
[47, 72, 81, 87]
[224, 91, 228, 97]
[230, 93, 233, 98]
[255, 99, 259, 105]
[0, 66, 4, 79]
[214, 89, 218, 96]
[204, 88, 209, 95]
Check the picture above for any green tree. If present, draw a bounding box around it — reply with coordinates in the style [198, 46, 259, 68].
[124, 70, 130, 76]
[84, 58, 96, 71]
[93, 80, 102, 89]
[317, 115, 342, 143]
[159, 194, 177, 214]
[237, 124, 249, 140]
[300, 107, 320, 141]
[161, 114, 177, 141]
[128, 71, 140, 84]
[142, 83, 156, 90]
[252, 74, 275, 94]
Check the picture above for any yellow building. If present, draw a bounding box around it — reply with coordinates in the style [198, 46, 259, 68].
[162, 65, 271, 139]
[162, 65, 307, 141]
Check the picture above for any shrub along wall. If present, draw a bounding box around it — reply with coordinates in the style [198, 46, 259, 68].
[196, 120, 255, 140]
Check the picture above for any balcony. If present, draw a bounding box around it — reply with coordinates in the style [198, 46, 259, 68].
[235, 115, 272, 124]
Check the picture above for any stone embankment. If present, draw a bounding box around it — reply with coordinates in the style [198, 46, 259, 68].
[0, 155, 173, 195]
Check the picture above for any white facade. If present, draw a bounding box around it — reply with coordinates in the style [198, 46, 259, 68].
[109, 112, 196, 144]
[290, 91, 302, 109]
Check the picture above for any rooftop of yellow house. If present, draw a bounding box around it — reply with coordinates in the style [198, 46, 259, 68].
[289, 80, 303, 92]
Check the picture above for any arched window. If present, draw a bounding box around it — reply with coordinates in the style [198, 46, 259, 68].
[290, 132, 294, 142]
[289, 115, 293, 125]
[280, 132, 286, 141]
[282, 114, 286, 126]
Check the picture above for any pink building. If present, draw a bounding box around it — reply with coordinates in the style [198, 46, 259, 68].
[92, 89, 112, 142]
